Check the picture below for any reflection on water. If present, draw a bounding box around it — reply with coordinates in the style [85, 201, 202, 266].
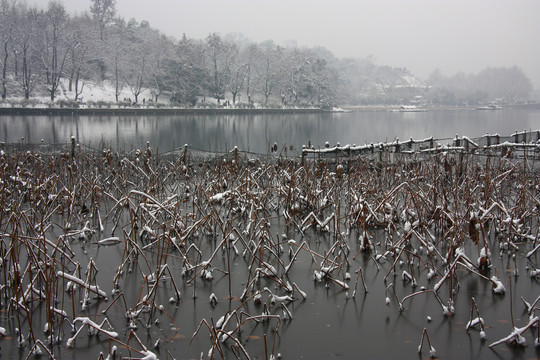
[0, 127, 539, 359]
[1, 109, 540, 154]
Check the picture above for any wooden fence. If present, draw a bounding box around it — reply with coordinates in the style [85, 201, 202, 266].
[300, 130, 540, 164]
[1, 130, 539, 165]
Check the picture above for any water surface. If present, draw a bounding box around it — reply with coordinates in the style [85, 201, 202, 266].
[1, 109, 539, 153]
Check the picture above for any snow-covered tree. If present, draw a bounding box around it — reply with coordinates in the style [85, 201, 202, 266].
[12, 5, 41, 99]
[256, 42, 283, 105]
[146, 32, 175, 102]
[90, 0, 116, 41]
[205, 33, 233, 102]
[242, 43, 259, 105]
[66, 14, 99, 100]
[101, 18, 128, 102]
[226, 44, 249, 104]
[160, 35, 208, 105]
[39, 1, 71, 101]
[120, 19, 156, 103]
[0, 0, 15, 99]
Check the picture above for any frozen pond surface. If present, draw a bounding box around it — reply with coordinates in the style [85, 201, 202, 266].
[1, 109, 540, 154]
[0, 111, 539, 359]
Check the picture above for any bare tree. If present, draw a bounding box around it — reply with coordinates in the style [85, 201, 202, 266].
[67, 15, 98, 101]
[257, 44, 283, 105]
[39, 1, 71, 101]
[122, 19, 153, 103]
[146, 31, 174, 103]
[226, 44, 248, 104]
[242, 43, 259, 105]
[12, 6, 40, 99]
[206, 33, 231, 102]
[0, 0, 14, 99]
[104, 18, 128, 102]
[281, 48, 312, 104]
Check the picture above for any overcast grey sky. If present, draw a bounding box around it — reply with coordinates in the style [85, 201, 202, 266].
[28, 0, 540, 88]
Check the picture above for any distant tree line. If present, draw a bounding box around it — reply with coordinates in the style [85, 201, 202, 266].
[0, 0, 346, 107]
[426, 66, 533, 106]
[0, 0, 534, 107]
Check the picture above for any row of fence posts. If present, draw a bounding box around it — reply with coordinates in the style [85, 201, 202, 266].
[299, 130, 540, 166]
[30, 129, 540, 165]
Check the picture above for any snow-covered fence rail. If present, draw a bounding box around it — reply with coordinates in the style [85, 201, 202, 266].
[301, 130, 540, 164]
[1, 129, 539, 167]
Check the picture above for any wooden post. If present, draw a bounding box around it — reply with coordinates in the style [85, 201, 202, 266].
[454, 134, 460, 148]
[71, 136, 76, 160]
[182, 144, 188, 164]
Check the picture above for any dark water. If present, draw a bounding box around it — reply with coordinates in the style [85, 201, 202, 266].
[1, 109, 540, 153]
[1, 109, 540, 360]
[2, 221, 538, 360]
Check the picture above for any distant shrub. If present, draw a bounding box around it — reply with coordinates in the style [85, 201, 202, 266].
[96, 100, 112, 108]
[319, 103, 334, 111]
[56, 99, 68, 108]
[117, 100, 130, 108]
[235, 102, 254, 109]
[56, 99, 80, 108]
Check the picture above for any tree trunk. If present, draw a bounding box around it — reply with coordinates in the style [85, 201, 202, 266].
[68, 67, 74, 92]
[114, 57, 120, 102]
[50, 87, 56, 102]
[74, 69, 82, 100]
[245, 65, 251, 103]
[1, 43, 8, 99]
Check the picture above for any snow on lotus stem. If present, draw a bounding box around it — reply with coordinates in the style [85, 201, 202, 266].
[489, 316, 540, 348]
[66, 317, 118, 348]
[418, 328, 436, 358]
[0, 138, 539, 358]
[56, 271, 107, 299]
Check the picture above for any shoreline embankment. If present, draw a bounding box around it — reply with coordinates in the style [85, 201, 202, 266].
[1, 103, 539, 116]
[0, 107, 326, 116]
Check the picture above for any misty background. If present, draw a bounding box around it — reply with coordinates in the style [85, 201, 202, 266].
[1, 0, 537, 107]
[26, 0, 540, 90]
